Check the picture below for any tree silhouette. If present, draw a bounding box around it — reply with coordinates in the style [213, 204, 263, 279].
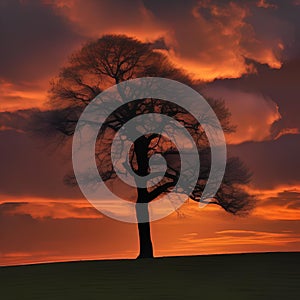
[47, 34, 254, 258]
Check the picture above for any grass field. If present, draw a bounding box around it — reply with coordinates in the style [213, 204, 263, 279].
[1, 252, 300, 299]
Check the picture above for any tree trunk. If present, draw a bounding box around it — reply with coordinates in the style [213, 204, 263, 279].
[134, 136, 154, 258]
[135, 200, 153, 258]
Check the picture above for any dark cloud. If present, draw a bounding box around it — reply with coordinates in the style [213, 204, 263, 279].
[0, 127, 81, 199]
[0, 0, 83, 83]
[245, 0, 300, 57]
[0, 201, 102, 219]
[264, 191, 300, 207]
[0, 109, 36, 131]
[229, 134, 300, 189]
[206, 59, 300, 138]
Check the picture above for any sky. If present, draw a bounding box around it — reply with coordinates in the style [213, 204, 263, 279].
[0, 0, 300, 266]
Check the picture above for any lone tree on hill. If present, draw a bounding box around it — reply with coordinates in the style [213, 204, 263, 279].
[47, 34, 254, 258]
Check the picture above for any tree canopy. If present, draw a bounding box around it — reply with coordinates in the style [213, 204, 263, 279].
[46, 34, 255, 257]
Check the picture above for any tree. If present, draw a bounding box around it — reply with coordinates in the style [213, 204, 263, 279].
[47, 34, 254, 258]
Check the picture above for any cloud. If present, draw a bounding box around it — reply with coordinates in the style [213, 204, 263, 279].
[256, 0, 278, 9]
[0, 200, 102, 219]
[203, 86, 281, 143]
[207, 59, 300, 140]
[273, 127, 300, 140]
[181, 229, 300, 248]
[229, 134, 300, 189]
[252, 189, 300, 220]
[0, 79, 47, 112]
[0, 0, 85, 112]
[159, 0, 284, 80]
[0, 109, 43, 132]
[49, 0, 165, 41]
[47, 0, 291, 81]
[0, 0, 82, 83]
[0, 128, 81, 199]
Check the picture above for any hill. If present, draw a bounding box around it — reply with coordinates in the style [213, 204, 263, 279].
[1, 252, 300, 299]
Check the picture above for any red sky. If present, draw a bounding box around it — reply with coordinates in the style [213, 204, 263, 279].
[0, 0, 300, 266]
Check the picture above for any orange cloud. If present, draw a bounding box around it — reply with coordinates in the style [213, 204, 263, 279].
[203, 87, 281, 143]
[174, 2, 283, 78]
[47, 0, 286, 81]
[242, 185, 300, 220]
[162, 229, 300, 256]
[0, 79, 47, 112]
[48, 0, 166, 41]
[256, 0, 278, 9]
[0, 198, 101, 219]
[273, 127, 300, 140]
[254, 204, 300, 221]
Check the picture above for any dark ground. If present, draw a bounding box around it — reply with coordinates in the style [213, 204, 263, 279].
[1, 252, 300, 299]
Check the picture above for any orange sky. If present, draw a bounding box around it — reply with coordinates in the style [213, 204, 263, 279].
[0, 0, 300, 266]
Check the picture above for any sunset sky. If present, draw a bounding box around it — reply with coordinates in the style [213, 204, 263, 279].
[1, 0, 300, 266]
